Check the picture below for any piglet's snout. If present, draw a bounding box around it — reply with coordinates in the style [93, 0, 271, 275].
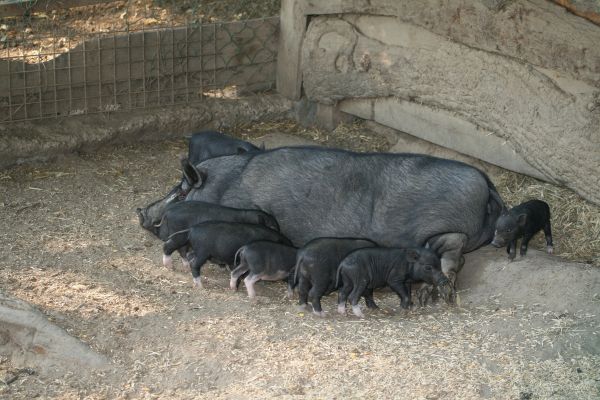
[437, 281, 456, 305]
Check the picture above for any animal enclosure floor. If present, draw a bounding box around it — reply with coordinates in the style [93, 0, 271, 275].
[0, 134, 599, 399]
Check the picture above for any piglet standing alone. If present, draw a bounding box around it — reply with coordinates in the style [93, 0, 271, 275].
[491, 199, 553, 260]
[337, 247, 451, 318]
[163, 222, 291, 288]
[230, 241, 297, 299]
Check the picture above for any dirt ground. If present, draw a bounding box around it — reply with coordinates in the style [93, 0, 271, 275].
[0, 122, 599, 399]
[0, 0, 281, 62]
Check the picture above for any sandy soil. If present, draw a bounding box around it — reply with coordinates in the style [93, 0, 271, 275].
[0, 0, 280, 62]
[0, 125, 599, 399]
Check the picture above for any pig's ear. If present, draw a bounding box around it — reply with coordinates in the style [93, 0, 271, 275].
[407, 248, 420, 262]
[257, 214, 267, 226]
[516, 213, 527, 227]
[181, 158, 206, 188]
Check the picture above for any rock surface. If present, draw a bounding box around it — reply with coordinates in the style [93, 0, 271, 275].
[0, 291, 109, 375]
[299, 0, 600, 205]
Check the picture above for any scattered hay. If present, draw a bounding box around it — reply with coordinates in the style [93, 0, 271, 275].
[0, 0, 281, 62]
[493, 170, 600, 266]
[1, 128, 599, 399]
[235, 119, 391, 152]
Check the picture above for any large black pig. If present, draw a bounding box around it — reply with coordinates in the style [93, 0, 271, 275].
[186, 130, 261, 167]
[137, 131, 261, 229]
[180, 146, 504, 301]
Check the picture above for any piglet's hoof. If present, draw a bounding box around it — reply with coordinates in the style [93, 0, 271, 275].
[192, 277, 203, 289]
[351, 305, 364, 318]
[162, 254, 173, 269]
[337, 304, 346, 315]
[229, 278, 238, 291]
[547, 246, 554, 255]
[312, 310, 326, 318]
[296, 303, 308, 312]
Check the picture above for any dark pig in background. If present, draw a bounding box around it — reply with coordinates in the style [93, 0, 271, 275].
[136, 131, 262, 232]
[157, 201, 279, 269]
[293, 237, 377, 317]
[163, 222, 291, 288]
[186, 130, 262, 166]
[491, 199, 553, 260]
[336, 247, 449, 317]
[229, 241, 297, 299]
[182, 146, 504, 302]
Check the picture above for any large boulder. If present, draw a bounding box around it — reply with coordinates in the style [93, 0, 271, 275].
[0, 291, 109, 375]
[297, 0, 600, 205]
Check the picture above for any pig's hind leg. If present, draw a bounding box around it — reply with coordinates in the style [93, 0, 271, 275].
[162, 231, 189, 269]
[348, 282, 368, 318]
[423, 233, 467, 305]
[337, 274, 353, 315]
[296, 275, 311, 311]
[308, 284, 328, 317]
[230, 263, 249, 291]
[243, 274, 262, 299]
[189, 249, 209, 289]
[543, 220, 554, 254]
[178, 246, 191, 270]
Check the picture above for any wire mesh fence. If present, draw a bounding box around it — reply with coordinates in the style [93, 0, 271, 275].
[0, 1, 279, 122]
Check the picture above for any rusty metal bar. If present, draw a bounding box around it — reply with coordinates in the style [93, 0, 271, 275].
[37, 50, 42, 118]
[112, 33, 117, 110]
[67, 32, 73, 114]
[127, 28, 132, 109]
[156, 29, 161, 105]
[97, 34, 102, 112]
[52, 27, 58, 118]
[21, 29, 27, 120]
[7, 39, 12, 121]
[185, 23, 189, 103]
[82, 37, 88, 113]
[142, 24, 146, 108]
[170, 20, 174, 105]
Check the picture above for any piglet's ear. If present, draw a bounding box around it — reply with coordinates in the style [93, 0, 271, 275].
[406, 249, 420, 262]
[517, 213, 527, 227]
